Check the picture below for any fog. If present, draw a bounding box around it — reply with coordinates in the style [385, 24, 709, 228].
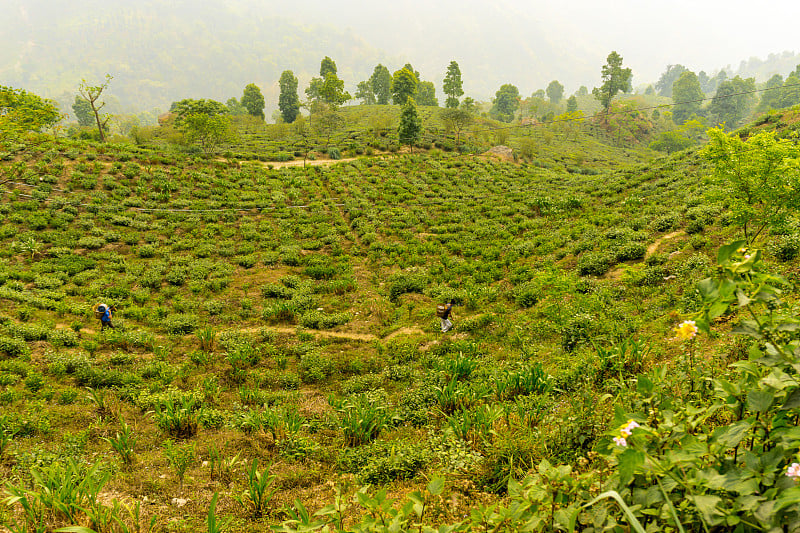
[2, 0, 799, 113]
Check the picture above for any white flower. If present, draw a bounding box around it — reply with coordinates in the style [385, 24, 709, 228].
[787, 463, 800, 479]
[613, 436, 628, 447]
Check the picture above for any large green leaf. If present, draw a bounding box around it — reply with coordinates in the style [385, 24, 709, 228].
[690, 494, 722, 525]
[746, 390, 774, 413]
[618, 448, 645, 486]
[717, 240, 746, 264]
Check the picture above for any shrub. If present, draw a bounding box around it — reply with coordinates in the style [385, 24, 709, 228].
[652, 213, 679, 232]
[47, 328, 79, 347]
[577, 252, 610, 276]
[0, 335, 29, 357]
[388, 271, 427, 302]
[561, 313, 594, 352]
[162, 314, 198, 335]
[299, 352, 334, 384]
[614, 242, 646, 262]
[769, 233, 800, 262]
[339, 440, 430, 483]
[299, 310, 352, 329]
[152, 394, 201, 439]
[513, 282, 539, 308]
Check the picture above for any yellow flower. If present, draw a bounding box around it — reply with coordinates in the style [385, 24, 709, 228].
[674, 320, 698, 341]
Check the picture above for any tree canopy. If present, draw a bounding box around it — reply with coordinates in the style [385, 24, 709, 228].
[170, 98, 234, 154]
[708, 76, 756, 129]
[278, 70, 300, 123]
[490, 84, 520, 123]
[546, 80, 564, 104]
[443, 61, 464, 109]
[671, 71, 704, 125]
[72, 95, 94, 127]
[0, 85, 61, 134]
[241, 83, 265, 120]
[398, 97, 422, 151]
[306, 58, 350, 108]
[417, 81, 438, 106]
[355, 81, 376, 105]
[392, 68, 418, 105]
[370, 64, 392, 105]
[704, 128, 800, 243]
[655, 64, 687, 97]
[592, 51, 632, 117]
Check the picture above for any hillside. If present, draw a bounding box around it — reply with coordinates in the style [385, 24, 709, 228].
[1, 108, 800, 530]
[1, 0, 391, 116]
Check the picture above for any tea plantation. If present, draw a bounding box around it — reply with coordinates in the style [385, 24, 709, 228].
[2, 108, 800, 531]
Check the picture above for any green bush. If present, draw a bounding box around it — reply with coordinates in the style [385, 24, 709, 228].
[339, 440, 430, 483]
[299, 352, 334, 384]
[577, 252, 610, 276]
[162, 314, 198, 335]
[614, 242, 646, 262]
[0, 335, 29, 357]
[513, 282, 539, 308]
[769, 233, 800, 261]
[388, 271, 427, 302]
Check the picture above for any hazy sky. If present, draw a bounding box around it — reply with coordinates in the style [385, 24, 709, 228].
[4, 0, 799, 112]
[538, 0, 800, 80]
[267, 0, 800, 90]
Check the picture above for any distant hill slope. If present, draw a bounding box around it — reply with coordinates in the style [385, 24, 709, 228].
[1, 0, 393, 115]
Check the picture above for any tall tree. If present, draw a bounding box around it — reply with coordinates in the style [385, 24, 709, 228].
[370, 64, 392, 105]
[757, 74, 785, 112]
[592, 51, 632, 118]
[355, 81, 376, 105]
[392, 67, 418, 105]
[72, 95, 94, 126]
[403, 63, 421, 82]
[546, 80, 564, 104]
[490, 84, 520, 123]
[278, 70, 300, 123]
[443, 60, 464, 108]
[240, 83, 265, 120]
[671, 71, 704, 125]
[320, 56, 337, 77]
[566, 95, 578, 113]
[317, 73, 351, 108]
[779, 73, 800, 109]
[306, 58, 349, 107]
[655, 64, 688, 97]
[398, 98, 422, 152]
[698, 71, 711, 92]
[417, 81, 438, 106]
[78, 74, 113, 142]
[708, 76, 756, 129]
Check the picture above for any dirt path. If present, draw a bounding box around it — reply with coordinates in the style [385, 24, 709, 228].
[216, 157, 361, 169]
[239, 325, 425, 342]
[258, 157, 360, 169]
[646, 230, 683, 257]
[607, 230, 684, 279]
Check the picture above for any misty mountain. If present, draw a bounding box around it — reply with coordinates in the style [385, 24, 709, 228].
[1, 0, 395, 116]
[2, 0, 797, 117]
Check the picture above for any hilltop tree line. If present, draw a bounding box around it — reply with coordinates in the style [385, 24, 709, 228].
[5, 50, 800, 158]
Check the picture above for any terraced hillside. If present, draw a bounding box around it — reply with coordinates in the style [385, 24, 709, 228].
[1, 108, 800, 531]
